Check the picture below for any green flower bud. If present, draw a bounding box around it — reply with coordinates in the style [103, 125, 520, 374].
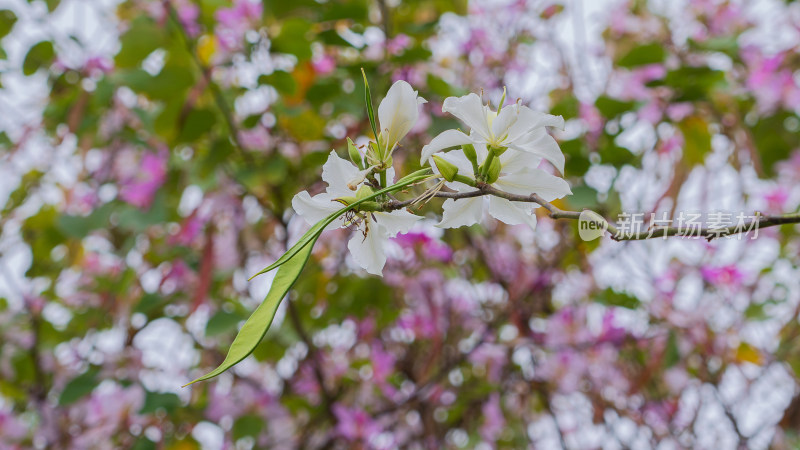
[432, 155, 459, 182]
[461, 143, 479, 173]
[347, 137, 363, 169]
[357, 201, 381, 211]
[488, 145, 507, 156]
[485, 155, 502, 183]
[334, 196, 358, 206]
[356, 185, 375, 201]
[365, 141, 381, 167]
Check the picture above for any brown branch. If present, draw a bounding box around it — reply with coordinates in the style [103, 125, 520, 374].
[383, 182, 800, 241]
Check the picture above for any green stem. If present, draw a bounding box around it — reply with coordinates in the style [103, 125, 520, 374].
[453, 174, 477, 187]
[379, 170, 387, 188]
[480, 149, 497, 180]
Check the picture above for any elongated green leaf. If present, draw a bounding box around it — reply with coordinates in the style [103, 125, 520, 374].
[183, 240, 315, 386]
[249, 169, 431, 279]
[23, 41, 55, 76]
[187, 169, 433, 385]
[361, 68, 378, 140]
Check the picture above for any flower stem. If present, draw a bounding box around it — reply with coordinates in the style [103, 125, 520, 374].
[453, 174, 477, 187]
[479, 148, 497, 180]
[380, 170, 387, 188]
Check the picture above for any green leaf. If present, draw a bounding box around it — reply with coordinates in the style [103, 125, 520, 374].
[205, 310, 245, 337]
[22, 41, 55, 76]
[233, 414, 265, 440]
[362, 68, 379, 140]
[595, 288, 641, 309]
[115, 17, 163, 68]
[183, 235, 315, 386]
[753, 112, 798, 177]
[560, 139, 591, 176]
[566, 185, 599, 210]
[270, 18, 312, 60]
[0, 9, 17, 39]
[44, 0, 60, 12]
[664, 331, 681, 368]
[134, 293, 164, 315]
[595, 96, 635, 119]
[59, 368, 100, 405]
[426, 74, 466, 98]
[178, 108, 216, 143]
[659, 66, 725, 102]
[139, 391, 181, 414]
[57, 203, 114, 238]
[617, 43, 666, 68]
[678, 115, 711, 166]
[257, 71, 297, 95]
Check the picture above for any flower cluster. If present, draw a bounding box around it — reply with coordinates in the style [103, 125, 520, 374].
[292, 82, 571, 275]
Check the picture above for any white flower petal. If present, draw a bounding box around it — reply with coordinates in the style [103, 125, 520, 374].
[499, 148, 542, 173]
[420, 129, 474, 164]
[321, 150, 361, 197]
[291, 191, 345, 231]
[494, 168, 572, 200]
[487, 197, 537, 228]
[385, 166, 396, 185]
[375, 209, 422, 237]
[378, 80, 423, 150]
[348, 226, 387, 275]
[471, 141, 491, 161]
[491, 103, 520, 142]
[505, 107, 564, 144]
[442, 93, 491, 141]
[437, 197, 484, 228]
[507, 129, 565, 175]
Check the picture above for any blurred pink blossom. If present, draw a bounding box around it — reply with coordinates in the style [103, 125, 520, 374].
[612, 64, 665, 101]
[764, 187, 789, 213]
[393, 231, 452, 263]
[215, 0, 262, 51]
[658, 133, 683, 156]
[480, 394, 505, 443]
[84, 56, 114, 76]
[311, 54, 336, 75]
[580, 103, 604, 142]
[170, 214, 206, 246]
[700, 264, 745, 287]
[742, 47, 800, 113]
[333, 404, 381, 441]
[0, 410, 28, 441]
[119, 150, 168, 209]
[175, 0, 201, 37]
[238, 126, 271, 151]
[386, 34, 412, 55]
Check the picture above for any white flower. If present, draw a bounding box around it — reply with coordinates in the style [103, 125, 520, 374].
[420, 93, 566, 174]
[291, 151, 422, 275]
[374, 80, 426, 163]
[429, 145, 572, 229]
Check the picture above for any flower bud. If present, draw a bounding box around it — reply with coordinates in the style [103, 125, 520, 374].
[356, 185, 376, 201]
[461, 143, 478, 171]
[347, 137, 363, 170]
[488, 145, 507, 156]
[432, 155, 459, 182]
[334, 196, 358, 206]
[365, 141, 381, 167]
[485, 155, 502, 183]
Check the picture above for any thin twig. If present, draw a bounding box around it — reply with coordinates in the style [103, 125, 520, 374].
[383, 182, 800, 241]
